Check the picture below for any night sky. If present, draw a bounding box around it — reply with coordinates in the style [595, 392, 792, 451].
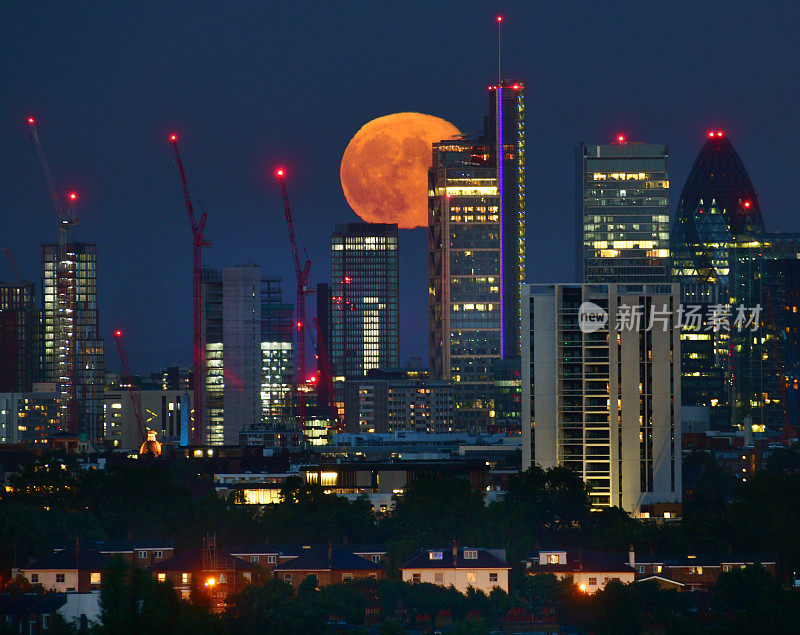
[3, 1, 799, 374]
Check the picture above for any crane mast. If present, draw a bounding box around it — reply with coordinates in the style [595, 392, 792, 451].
[112, 330, 147, 443]
[314, 317, 342, 433]
[27, 117, 79, 435]
[170, 134, 209, 445]
[275, 169, 311, 428]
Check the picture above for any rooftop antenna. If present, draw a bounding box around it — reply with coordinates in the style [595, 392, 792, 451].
[496, 15, 502, 83]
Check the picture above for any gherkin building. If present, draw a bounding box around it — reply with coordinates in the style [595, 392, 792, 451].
[672, 132, 764, 290]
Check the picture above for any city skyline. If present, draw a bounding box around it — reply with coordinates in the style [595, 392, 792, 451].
[3, 2, 800, 375]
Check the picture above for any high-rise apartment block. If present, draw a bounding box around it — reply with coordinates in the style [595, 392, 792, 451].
[201, 266, 294, 444]
[0, 281, 38, 392]
[522, 283, 682, 517]
[330, 223, 399, 379]
[41, 242, 104, 443]
[576, 141, 670, 284]
[428, 138, 501, 431]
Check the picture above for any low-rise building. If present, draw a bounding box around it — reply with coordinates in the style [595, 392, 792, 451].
[148, 548, 253, 604]
[400, 546, 510, 594]
[272, 544, 384, 588]
[631, 549, 777, 591]
[524, 549, 635, 594]
[15, 549, 109, 593]
[58, 539, 175, 566]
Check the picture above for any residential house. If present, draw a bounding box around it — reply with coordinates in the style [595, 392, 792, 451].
[14, 549, 109, 593]
[400, 546, 510, 594]
[55, 539, 174, 567]
[525, 550, 636, 594]
[272, 544, 384, 588]
[148, 549, 253, 605]
[630, 549, 777, 591]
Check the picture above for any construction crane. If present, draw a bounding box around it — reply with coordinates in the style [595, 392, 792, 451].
[2, 248, 22, 283]
[169, 134, 210, 445]
[112, 329, 147, 444]
[275, 168, 311, 427]
[314, 317, 342, 432]
[27, 117, 79, 434]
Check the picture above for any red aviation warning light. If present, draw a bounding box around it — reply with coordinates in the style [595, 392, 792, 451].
[708, 131, 715, 138]
[27, 117, 35, 125]
[717, 131, 724, 137]
[276, 168, 285, 177]
[496, 15, 502, 22]
[617, 134, 626, 143]
[743, 200, 752, 208]
[169, 133, 177, 143]
[114, 330, 122, 338]
[68, 192, 77, 201]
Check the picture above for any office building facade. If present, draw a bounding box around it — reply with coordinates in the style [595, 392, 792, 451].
[522, 283, 682, 517]
[0, 384, 61, 445]
[671, 132, 765, 428]
[0, 281, 38, 392]
[104, 389, 192, 450]
[41, 242, 104, 443]
[428, 138, 501, 431]
[576, 141, 670, 284]
[260, 277, 294, 425]
[488, 80, 526, 357]
[330, 223, 399, 379]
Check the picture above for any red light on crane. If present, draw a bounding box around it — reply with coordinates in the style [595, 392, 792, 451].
[512, 84, 520, 90]
[308, 375, 317, 383]
[717, 131, 724, 137]
[344, 276, 351, 283]
[617, 134, 626, 143]
[276, 168, 285, 177]
[68, 192, 77, 201]
[114, 330, 122, 337]
[169, 134, 177, 142]
[496, 15, 502, 22]
[27, 117, 35, 125]
[708, 131, 715, 138]
[296, 321, 303, 329]
[743, 200, 752, 208]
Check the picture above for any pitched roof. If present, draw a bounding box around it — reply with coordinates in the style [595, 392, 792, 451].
[55, 539, 174, 553]
[148, 549, 253, 572]
[226, 544, 302, 557]
[401, 548, 509, 570]
[23, 549, 109, 571]
[530, 551, 634, 574]
[632, 553, 776, 567]
[0, 593, 67, 615]
[272, 547, 382, 572]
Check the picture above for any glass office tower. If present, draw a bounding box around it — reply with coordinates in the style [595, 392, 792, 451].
[488, 80, 526, 357]
[41, 242, 103, 443]
[0, 281, 37, 392]
[671, 132, 765, 428]
[330, 223, 399, 379]
[428, 139, 501, 431]
[260, 277, 293, 425]
[576, 140, 670, 284]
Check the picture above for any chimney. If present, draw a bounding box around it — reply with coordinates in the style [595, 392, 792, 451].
[343, 534, 348, 544]
[452, 540, 458, 564]
[328, 541, 333, 568]
[628, 545, 635, 569]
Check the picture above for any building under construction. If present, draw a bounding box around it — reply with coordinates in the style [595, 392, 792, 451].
[41, 242, 104, 443]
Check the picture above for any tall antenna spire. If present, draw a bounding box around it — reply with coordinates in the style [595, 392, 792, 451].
[496, 15, 502, 83]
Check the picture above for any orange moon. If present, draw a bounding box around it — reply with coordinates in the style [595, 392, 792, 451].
[340, 113, 461, 229]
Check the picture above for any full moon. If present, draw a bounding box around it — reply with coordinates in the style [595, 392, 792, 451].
[340, 113, 461, 229]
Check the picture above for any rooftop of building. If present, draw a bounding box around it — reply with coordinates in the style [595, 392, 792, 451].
[272, 546, 382, 572]
[148, 549, 253, 572]
[0, 593, 67, 615]
[401, 547, 508, 570]
[22, 548, 109, 571]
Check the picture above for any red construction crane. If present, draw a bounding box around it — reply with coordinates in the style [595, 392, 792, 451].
[27, 117, 79, 434]
[169, 134, 210, 445]
[275, 168, 311, 427]
[112, 330, 147, 444]
[314, 317, 342, 432]
[2, 248, 22, 283]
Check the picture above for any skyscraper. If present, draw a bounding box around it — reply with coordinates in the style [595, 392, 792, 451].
[488, 80, 526, 357]
[522, 283, 682, 517]
[41, 242, 104, 443]
[330, 223, 399, 379]
[0, 281, 37, 392]
[202, 267, 295, 444]
[671, 132, 765, 428]
[222, 265, 262, 443]
[428, 138, 501, 431]
[260, 277, 294, 425]
[576, 140, 670, 284]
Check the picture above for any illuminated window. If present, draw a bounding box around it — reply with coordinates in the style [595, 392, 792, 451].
[463, 550, 478, 560]
[157, 573, 166, 582]
[90, 572, 101, 584]
[547, 554, 559, 564]
[181, 573, 189, 584]
[466, 572, 476, 582]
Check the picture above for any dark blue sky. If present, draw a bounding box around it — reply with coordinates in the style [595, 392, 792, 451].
[3, 1, 799, 374]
